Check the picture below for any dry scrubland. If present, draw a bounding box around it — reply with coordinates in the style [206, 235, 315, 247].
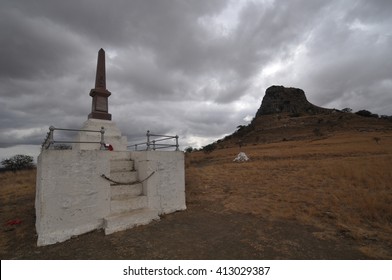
[186, 131, 392, 258]
[0, 169, 36, 250]
[0, 131, 391, 259]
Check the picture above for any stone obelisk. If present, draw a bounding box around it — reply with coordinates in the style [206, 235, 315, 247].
[74, 48, 127, 151]
[88, 48, 112, 120]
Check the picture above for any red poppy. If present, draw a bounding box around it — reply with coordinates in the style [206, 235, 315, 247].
[5, 219, 22, 226]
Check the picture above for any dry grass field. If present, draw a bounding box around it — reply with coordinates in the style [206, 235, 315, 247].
[0, 129, 391, 259]
[186, 131, 392, 258]
[0, 169, 36, 251]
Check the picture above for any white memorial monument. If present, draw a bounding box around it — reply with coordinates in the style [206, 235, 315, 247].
[35, 49, 186, 246]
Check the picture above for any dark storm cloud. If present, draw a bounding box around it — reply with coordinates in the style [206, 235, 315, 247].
[0, 6, 91, 80]
[269, 0, 392, 111]
[1, 0, 392, 157]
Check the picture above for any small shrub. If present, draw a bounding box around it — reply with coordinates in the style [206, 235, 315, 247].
[342, 108, 353, 113]
[356, 110, 372, 117]
[1, 154, 35, 172]
[202, 143, 217, 154]
[355, 110, 379, 118]
[380, 115, 392, 121]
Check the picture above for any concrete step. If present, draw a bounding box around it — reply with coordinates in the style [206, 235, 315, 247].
[104, 208, 160, 235]
[110, 159, 134, 172]
[109, 151, 133, 161]
[109, 170, 138, 183]
[110, 195, 148, 214]
[111, 183, 143, 199]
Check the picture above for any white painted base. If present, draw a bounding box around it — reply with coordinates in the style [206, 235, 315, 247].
[36, 143, 185, 246]
[35, 149, 111, 246]
[73, 119, 128, 151]
[104, 208, 160, 235]
[130, 151, 186, 215]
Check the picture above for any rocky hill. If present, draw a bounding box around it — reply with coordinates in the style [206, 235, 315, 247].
[255, 85, 331, 116]
[209, 85, 392, 149]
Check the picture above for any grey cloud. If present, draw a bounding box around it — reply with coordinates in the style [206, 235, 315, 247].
[0, 7, 91, 80]
[261, 0, 392, 114]
[346, 0, 392, 23]
[1, 0, 392, 157]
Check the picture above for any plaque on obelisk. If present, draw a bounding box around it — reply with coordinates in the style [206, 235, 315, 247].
[88, 48, 112, 120]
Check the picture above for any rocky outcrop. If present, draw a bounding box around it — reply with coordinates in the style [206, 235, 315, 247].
[255, 85, 331, 116]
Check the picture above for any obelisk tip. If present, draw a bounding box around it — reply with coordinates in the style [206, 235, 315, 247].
[95, 48, 106, 89]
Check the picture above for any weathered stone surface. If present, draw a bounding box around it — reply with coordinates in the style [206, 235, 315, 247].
[36, 149, 186, 246]
[35, 149, 111, 246]
[256, 85, 331, 116]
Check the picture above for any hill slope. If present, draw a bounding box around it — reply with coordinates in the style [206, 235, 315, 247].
[212, 85, 392, 149]
[186, 131, 392, 259]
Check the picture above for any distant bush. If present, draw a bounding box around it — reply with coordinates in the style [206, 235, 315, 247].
[1, 154, 35, 172]
[184, 147, 194, 153]
[381, 115, 392, 121]
[236, 125, 246, 131]
[342, 108, 353, 113]
[202, 143, 217, 154]
[355, 110, 379, 118]
[355, 110, 372, 117]
[234, 125, 249, 137]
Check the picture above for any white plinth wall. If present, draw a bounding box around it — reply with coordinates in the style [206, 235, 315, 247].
[35, 120, 185, 246]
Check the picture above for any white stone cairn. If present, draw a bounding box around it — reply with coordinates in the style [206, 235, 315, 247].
[233, 152, 249, 162]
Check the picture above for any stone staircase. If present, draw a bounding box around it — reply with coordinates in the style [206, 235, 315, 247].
[104, 152, 159, 235]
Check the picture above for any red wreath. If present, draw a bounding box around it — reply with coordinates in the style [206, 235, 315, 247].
[105, 144, 113, 151]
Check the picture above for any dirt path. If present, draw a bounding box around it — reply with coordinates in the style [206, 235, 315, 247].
[1, 197, 368, 259]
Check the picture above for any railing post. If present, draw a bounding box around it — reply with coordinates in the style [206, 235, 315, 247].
[152, 140, 156, 150]
[42, 132, 49, 150]
[175, 135, 179, 151]
[146, 130, 151, 150]
[48, 126, 55, 149]
[100, 126, 105, 150]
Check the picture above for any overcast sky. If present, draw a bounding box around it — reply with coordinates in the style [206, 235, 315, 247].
[1, 0, 392, 161]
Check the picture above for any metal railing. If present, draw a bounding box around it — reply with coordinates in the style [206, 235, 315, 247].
[42, 126, 105, 150]
[130, 130, 179, 151]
